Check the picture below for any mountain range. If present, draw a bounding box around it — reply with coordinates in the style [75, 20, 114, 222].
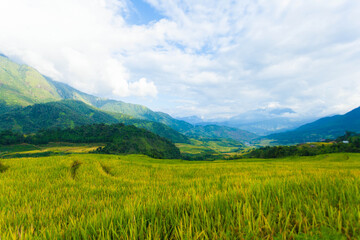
[0, 54, 256, 143]
[2, 54, 360, 146]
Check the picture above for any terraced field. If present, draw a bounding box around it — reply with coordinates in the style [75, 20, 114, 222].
[0, 153, 359, 239]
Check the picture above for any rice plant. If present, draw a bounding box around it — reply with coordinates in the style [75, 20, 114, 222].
[0, 153, 359, 239]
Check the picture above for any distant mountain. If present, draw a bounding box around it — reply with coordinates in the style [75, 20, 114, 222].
[193, 108, 314, 135]
[265, 106, 360, 144]
[221, 117, 313, 136]
[184, 125, 259, 143]
[176, 115, 204, 125]
[230, 107, 295, 122]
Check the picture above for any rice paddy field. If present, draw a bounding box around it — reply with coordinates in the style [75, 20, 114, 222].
[0, 153, 359, 239]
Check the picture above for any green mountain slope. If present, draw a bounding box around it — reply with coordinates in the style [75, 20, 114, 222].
[0, 55, 61, 106]
[47, 78, 104, 106]
[266, 106, 360, 144]
[184, 125, 259, 142]
[48, 79, 194, 132]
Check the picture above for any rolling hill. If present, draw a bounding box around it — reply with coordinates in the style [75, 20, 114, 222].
[265, 106, 360, 144]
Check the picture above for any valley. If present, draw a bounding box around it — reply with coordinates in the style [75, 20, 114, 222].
[1, 54, 360, 239]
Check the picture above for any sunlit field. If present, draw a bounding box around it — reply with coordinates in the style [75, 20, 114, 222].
[0, 153, 359, 239]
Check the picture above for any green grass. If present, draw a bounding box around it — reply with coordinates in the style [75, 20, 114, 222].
[0, 153, 359, 239]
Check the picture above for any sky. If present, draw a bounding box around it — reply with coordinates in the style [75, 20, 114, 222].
[1, 0, 360, 119]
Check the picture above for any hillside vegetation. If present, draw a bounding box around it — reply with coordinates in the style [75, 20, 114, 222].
[0, 153, 359, 239]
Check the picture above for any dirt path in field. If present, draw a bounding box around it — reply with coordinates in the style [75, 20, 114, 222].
[70, 161, 82, 179]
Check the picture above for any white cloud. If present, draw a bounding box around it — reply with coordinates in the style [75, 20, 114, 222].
[129, 78, 158, 97]
[0, 0, 157, 98]
[1, 0, 360, 118]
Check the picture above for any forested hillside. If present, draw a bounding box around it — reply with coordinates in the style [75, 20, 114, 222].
[0, 100, 190, 143]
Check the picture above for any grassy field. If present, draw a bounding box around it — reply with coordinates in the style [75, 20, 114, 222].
[0, 153, 359, 239]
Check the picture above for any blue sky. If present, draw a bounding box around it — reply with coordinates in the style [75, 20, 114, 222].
[127, 0, 164, 25]
[1, 0, 360, 119]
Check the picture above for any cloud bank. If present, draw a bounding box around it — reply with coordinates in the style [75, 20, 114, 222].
[1, 0, 360, 118]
